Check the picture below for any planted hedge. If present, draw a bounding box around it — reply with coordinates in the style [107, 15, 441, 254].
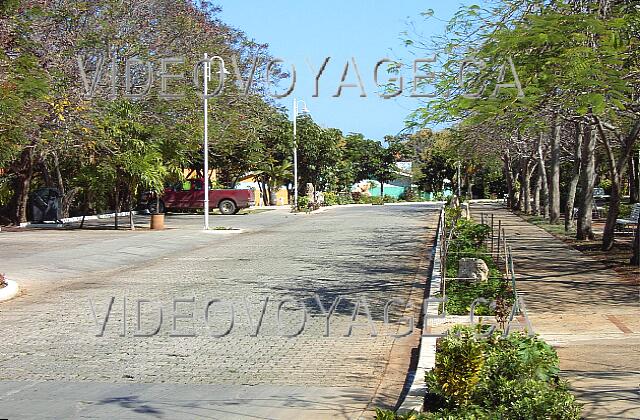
[376, 327, 582, 420]
[444, 209, 512, 316]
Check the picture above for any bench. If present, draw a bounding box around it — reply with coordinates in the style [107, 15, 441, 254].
[616, 203, 640, 232]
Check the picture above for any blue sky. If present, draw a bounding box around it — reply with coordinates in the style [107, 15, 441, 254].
[217, 1, 478, 140]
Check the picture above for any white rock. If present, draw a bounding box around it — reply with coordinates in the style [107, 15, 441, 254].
[458, 258, 489, 282]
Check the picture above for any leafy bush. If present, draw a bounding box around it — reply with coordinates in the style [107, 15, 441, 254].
[445, 275, 508, 316]
[400, 187, 427, 202]
[375, 409, 432, 420]
[0, 178, 12, 208]
[450, 218, 491, 250]
[617, 203, 632, 218]
[444, 206, 462, 229]
[428, 328, 485, 405]
[355, 195, 384, 204]
[337, 193, 354, 205]
[599, 178, 612, 195]
[295, 196, 311, 212]
[324, 191, 338, 206]
[383, 194, 398, 203]
[422, 328, 581, 419]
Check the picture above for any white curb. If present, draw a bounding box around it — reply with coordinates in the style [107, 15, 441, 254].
[203, 229, 243, 235]
[19, 211, 140, 228]
[397, 207, 444, 414]
[0, 280, 20, 302]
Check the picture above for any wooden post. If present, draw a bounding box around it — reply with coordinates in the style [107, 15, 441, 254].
[503, 229, 509, 275]
[491, 214, 495, 258]
[497, 220, 502, 261]
[632, 211, 640, 266]
[481, 213, 485, 225]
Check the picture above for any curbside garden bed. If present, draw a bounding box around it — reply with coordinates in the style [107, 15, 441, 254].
[377, 203, 582, 420]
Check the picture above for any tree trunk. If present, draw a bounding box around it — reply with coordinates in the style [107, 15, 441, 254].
[41, 156, 52, 187]
[565, 123, 583, 232]
[380, 181, 385, 198]
[8, 147, 35, 225]
[503, 153, 516, 208]
[268, 185, 278, 206]
[517, 167, 525, 212]
[523, 160, 534, 215]
[602, 179, 621, 251]
[577, 125, 597, 240]
[630, 151, 639, 204]
[114, 183, 120, 230]
[533, 174, 541, 216]
[549, 115, 562, 224]
[537, 133, 550, 219]
[599, 118, 640, 250]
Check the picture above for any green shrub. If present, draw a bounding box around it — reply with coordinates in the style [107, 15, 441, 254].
[599, 179, 612, 195]
[444, 206, 462, 229]
[618, 203, 632, 218]
[383, 194, 398, 203]
[422, 328, 581, 419]
[356, 195, 384, 204]
[295, 196, 310, 212]
[427, 328, 485, 405]
[451, 219, 491, 248]
[444, 275, 508, 316]
[337, 193, 354, 205]
[324, 191, 338, 206]
[0, 177, 12, 208]
[400, 188, 424, 202]
[375, 409, 434, 420]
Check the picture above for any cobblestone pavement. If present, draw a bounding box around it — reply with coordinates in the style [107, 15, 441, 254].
[0, 203, 440, 419]
[472, 202, 640, 420]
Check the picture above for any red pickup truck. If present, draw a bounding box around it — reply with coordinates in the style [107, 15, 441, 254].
[143, 179, 255, 215]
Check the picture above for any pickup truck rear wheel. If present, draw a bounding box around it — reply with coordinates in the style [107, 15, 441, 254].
[218, 199, 237, 215]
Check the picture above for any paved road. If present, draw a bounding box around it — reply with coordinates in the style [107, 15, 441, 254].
[0, 203, 440, 419]
[472, 202, 640, 420]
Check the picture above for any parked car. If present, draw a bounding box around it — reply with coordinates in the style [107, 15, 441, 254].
[141, 179, 254, 215]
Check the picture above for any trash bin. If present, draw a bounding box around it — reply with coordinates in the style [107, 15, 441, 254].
[30, 187, 62, 223]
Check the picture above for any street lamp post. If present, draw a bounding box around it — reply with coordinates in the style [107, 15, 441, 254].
[292, 98, 309, 209]
[203, 53, 210, 230]
[201, 53, 228, 230]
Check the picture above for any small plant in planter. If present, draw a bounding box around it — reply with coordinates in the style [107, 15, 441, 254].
[371, 196, 385, 205]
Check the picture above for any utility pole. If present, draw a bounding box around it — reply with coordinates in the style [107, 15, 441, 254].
[293, 98, 298, 209]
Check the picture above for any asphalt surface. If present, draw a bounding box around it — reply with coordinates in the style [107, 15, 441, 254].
[0, 203, 440, 419]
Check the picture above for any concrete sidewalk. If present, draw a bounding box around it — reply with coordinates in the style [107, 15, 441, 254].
[472, 203, 639, 419]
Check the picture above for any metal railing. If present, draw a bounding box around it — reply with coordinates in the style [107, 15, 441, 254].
[440, 209, 520, 312]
